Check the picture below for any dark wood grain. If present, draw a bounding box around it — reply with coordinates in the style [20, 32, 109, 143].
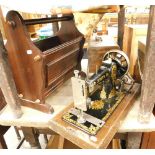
[5, 11, 85, 112]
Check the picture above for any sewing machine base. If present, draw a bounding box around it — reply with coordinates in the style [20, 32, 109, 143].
[62, 91, 126, 135]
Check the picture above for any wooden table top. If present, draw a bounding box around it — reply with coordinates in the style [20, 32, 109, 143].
[0, 80, 154, 130]
[0, 80, 155, 148]
[0, 80, 154, 131]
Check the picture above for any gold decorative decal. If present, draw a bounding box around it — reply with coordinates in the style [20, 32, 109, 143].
[62, 92, 125, 135]
[90, 100, 105, 110]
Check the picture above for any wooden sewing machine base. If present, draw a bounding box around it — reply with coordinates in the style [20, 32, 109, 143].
[49, 83, 140, 149]
[62, 92, 126, 135]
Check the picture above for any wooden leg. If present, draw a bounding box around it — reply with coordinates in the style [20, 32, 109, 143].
[16, 137, 25, 149]
[63, 139, 80, 149]
[46, 135, 65, 149]
[14, 127, 21, 140]
[107, 141, 112, 149]
[141, 132, 155, 149]
[46, 135, 80, 149]
[112, 139, 121, 149]
[43, 134, 48, 144]
[0, 125, 10, 149]
[0, 135, 7, 149]
[21, 127, 41, 149]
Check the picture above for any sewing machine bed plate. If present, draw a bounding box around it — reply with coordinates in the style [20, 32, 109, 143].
[62, 92, 125, 135]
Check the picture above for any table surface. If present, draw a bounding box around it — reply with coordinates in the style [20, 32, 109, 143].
[0, 79, 155, 133]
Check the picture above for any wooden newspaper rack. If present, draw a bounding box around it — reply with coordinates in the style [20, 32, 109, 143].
[5, 10, 85, 113]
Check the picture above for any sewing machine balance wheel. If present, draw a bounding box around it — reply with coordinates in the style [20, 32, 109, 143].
[103, 49, 130, 78]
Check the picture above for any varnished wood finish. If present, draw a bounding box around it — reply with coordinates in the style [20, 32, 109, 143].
[141, 132, 155, 149]
[5, 11, 85, 112]
[49, 83, 140, 149]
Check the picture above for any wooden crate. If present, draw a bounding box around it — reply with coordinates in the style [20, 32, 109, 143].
[138, 37, 147, 74]
[133, 37, 146, 82]
[123, 24, 148, 76]
[88, 35, 119, 73]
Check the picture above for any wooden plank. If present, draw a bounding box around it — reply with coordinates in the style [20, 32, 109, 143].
[49, 83, 140, 149]
[117, 5, 125, 50]
[134, 38, 147, 82]
[138, 6, 155, 123]
[123, 25, 133, 57]
[123, 25, 147, 76]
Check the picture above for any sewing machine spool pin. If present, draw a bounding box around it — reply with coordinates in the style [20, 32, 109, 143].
[77, 109, 86, 124]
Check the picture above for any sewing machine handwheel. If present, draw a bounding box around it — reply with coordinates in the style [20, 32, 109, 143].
[103, 49, 130, 78]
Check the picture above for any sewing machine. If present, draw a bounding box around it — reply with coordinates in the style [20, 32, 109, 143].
[62, 49, 134, 135]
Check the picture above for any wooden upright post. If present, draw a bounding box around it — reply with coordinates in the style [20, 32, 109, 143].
[0, 31, 23, 118]
[138, 5, 155, 123]
[118, 5, 125, 50]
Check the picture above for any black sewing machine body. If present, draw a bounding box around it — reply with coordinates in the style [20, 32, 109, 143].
[62, 50, 134, 135]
